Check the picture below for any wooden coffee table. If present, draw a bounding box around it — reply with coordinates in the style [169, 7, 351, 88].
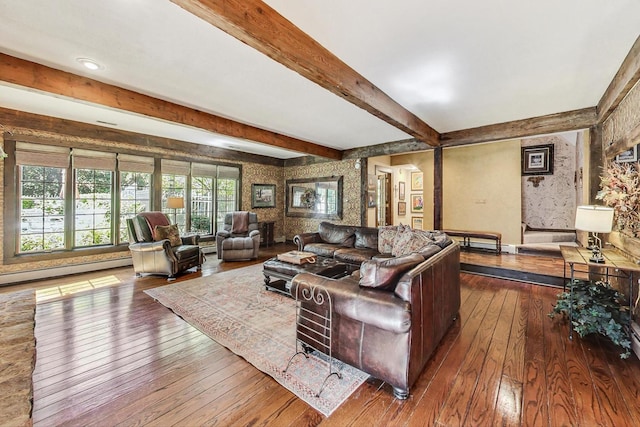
[263, 255, 349, 295]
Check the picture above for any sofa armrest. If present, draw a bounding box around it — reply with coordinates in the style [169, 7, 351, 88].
[249, 229, 260, 238]
[216, 230, 231, 238]
[290, 273, 411, 334]
[293, 232, 322, 250]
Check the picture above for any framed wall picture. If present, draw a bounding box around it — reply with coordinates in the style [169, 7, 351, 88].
[615, 145, 638, 163]
[411, 194, 423, 212]
[367, 191, 376, 208]
[398, 201, 406, 216]
[251, 183, 276, 208]
[398, 181, 405, 200]
[411, 171, 423, 191]
[522, 144, 554, 175]
[412, 217, 423, 230]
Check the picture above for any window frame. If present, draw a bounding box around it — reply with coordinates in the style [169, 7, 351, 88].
[3, 138, 242, 264]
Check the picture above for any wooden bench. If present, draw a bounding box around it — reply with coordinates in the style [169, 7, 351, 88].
[442, 229, 502, 255]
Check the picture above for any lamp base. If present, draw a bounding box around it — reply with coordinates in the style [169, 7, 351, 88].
[589, 248, 605, 263]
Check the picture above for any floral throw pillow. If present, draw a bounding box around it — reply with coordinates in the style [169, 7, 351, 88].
[154, 224, 182, 247]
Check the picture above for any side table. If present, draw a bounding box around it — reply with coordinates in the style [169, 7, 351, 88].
[258, 221, 275, 247]
[560, 246, 640, 340]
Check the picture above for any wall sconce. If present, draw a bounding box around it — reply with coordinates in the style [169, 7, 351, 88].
[527, 176, 544, 187]
[354, 159, 361, 170]
[574, 205, 614, 263]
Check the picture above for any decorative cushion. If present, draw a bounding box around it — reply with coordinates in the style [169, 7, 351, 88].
[378, 224, 401, 253]
[391, 225, 414, 256]
[154, 224, 182, 247]
[359, 253, 424, 291]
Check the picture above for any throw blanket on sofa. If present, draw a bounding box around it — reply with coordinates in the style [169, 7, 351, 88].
[232, 211, 250, 234]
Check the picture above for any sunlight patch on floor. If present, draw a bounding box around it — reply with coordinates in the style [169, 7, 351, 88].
[36, 275, 121, 302]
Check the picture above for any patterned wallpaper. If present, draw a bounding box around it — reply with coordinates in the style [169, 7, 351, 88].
[283, 159, 362, 240]
[521, 135, 577, 229]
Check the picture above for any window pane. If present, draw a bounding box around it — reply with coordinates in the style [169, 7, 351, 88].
[162, 174, 186, 231]
[216, 178, 238, 232]
[75, 168, 113, 247]
[18, 166, 66, 253]
[119, 171, 152, 242]
[191, 176, 214, 234]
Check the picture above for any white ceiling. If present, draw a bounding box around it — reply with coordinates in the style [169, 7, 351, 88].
[0, 0, 639, 159]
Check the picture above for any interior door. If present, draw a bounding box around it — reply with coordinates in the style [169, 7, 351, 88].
[376, 173, 391, 226]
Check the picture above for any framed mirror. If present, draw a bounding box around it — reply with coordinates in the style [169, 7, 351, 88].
[285, 176, 343, 219]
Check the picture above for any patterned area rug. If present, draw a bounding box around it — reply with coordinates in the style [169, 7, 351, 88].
[0, 289, 36, 427]
[144, 264, 369, 417]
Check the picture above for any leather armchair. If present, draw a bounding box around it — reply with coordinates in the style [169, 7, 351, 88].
[127, 212, 203, 280]
[216, 211, 260, 261]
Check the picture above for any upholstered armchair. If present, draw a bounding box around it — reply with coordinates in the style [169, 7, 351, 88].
[216, 211, 260, 261]
[126, 212, 204, 280]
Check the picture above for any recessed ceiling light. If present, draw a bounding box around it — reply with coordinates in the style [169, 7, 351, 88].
[76, 57, 103, 71]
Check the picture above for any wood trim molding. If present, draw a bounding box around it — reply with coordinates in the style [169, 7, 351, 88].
[440, 107, 597, 146]
[0, 53, 340, 160]
[597, 35, 640, 123]
[170, 0, 440, 146]
[0, 107, 285, 166]
[605, 121, 640, 159]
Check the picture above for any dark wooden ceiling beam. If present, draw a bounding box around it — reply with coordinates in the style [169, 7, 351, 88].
[0, 53, 340, 160]
[0, 107, 284, 166]
[440, 107, 597, 147]
[597, 35, 640, 123]
[171, 0, 440, 147]
[343, 138, 433, 159]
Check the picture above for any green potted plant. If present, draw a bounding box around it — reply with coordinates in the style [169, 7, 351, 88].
[549, 279, 631, 358]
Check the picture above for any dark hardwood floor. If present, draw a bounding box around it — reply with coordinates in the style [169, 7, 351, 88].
[3, 244, 640, 426]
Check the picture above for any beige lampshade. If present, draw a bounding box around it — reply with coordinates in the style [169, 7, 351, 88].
[574, 205, 614, 233]
[166, 196, 184, 209]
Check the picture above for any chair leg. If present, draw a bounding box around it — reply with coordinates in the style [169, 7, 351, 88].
[167, 275, 176, 281]
[392, 387, 409, 400]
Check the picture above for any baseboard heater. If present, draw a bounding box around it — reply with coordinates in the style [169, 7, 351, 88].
[0, 258, 133, 286]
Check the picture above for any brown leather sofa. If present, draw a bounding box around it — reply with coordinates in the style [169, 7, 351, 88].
[290, 232, 460, 400]
[126, 212, 203, 280]
[293, 222, 381, 267]
[294, 221, 451, 268]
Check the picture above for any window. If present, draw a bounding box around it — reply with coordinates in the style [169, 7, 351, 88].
[7, 141, 241, 259]
[73, 149, 116, 247]
[191, 176, 214, 234]
[18, 165, 66, 253]
[74, 169, 113, 246]
[118, 154, 154, 242]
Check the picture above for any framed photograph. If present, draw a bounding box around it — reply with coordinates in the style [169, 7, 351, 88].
[522, 144, 554, 175]
[398, 181, 405, 200]
[251, 183, 276, 208]
[411, 194, 424, 212]
[412, 217, 423, 230]
[398, 201, 406, 216]
[411, 171, 423, 191]
[615, 145, 638, 163]
[367, 191, 376, 208]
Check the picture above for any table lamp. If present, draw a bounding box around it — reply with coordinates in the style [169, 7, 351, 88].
[574, 205, 614, 263]
[166, 196, 184, 224]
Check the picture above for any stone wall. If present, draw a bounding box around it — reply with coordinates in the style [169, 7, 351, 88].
[521, 134, 577, 229]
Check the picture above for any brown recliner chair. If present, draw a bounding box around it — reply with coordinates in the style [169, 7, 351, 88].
[216, 211, 260, 261]
[127, 212, 203, 280]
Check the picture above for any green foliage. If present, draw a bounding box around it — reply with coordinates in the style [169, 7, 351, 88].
[549, 280, 631, 358]
[191, 215, 211, 234]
